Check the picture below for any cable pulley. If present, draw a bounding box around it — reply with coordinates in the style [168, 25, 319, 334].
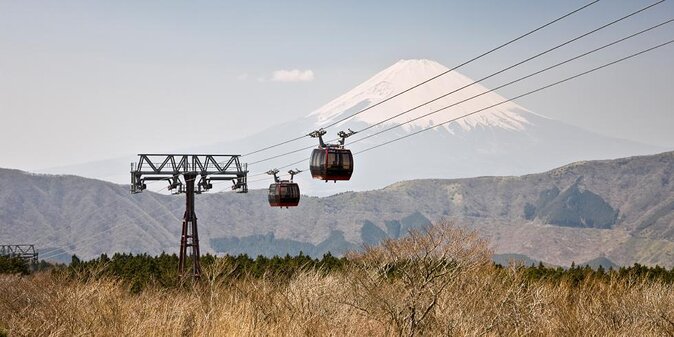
[337, 129, 357, 146]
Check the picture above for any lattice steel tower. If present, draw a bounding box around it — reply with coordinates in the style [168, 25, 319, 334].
[131, 154, 247, 279]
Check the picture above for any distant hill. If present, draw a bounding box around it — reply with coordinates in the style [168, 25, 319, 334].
[580, 256, 618, 270]
[1, 151, 673, 267]
[492, 254, 542, 267]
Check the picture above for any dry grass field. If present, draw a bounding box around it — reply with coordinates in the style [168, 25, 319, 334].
[1, 223, 673, 336]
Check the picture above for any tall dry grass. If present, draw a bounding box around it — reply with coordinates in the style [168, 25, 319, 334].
[1, 222, 672, 336]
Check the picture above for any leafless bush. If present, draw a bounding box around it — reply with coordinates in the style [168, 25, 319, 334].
[344, 221, 492, 336]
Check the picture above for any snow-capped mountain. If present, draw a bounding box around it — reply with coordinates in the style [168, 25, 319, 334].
[41, 59, 663, 196]
[308, 59, 532, 132]
[276, 58, 661, 195]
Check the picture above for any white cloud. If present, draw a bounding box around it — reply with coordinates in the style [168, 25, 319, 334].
[236, 73, 249, 80]
[270, 69, 314, 82]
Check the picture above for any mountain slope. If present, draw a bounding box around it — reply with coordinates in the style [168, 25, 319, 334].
[40, 59, 664, 196]
[0, 169, 180, 259]
[3, 151, 673, 267]
[308, 59, 532, 132]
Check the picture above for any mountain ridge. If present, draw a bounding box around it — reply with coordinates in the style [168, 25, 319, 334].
[3, 151, 673, 267]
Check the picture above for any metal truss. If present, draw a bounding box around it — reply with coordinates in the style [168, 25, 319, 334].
[131, 154, 248, 194]
[0, 244, 38, 264]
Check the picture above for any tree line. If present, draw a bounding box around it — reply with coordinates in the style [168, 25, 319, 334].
[2, 253, 673, 293]
[513, 261, 674, 285]
[65, 252, 346, 292]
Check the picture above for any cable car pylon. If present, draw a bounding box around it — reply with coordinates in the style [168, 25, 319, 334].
[309, 128, 356, 182]
[130, 154, 248, 280]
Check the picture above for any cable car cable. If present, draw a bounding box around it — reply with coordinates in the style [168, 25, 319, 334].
[354, 7, 670, 136]
[31, 178, 174, 248]
[352, 40, 674, 157]
[318, 0, 604, 131]
[38, 185, 177, 261]
[348, 19, 674, 146]
[242, 134, 308, 157]
[238, 0, 601, 158]
[244, 39, 673, 186]
[248, 143, 316, 166]
[244, 12, 670, 170]
[37, 178, 199, 261]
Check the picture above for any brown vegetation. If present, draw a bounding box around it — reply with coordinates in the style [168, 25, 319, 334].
[1, 222, 673, 336]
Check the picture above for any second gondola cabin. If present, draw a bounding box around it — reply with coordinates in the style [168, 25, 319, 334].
[267, 169, 301, 208]
[268, 182, 300, 208]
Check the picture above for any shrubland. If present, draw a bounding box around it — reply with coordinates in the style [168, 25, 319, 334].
[1, 221, 673, 336]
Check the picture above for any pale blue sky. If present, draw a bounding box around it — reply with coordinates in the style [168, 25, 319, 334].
[1, 0, 672, 170]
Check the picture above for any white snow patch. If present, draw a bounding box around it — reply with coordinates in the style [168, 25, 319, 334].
[308, 59, 536, 132]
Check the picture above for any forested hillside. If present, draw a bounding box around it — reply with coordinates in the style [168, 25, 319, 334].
[1, 151, 672, 267]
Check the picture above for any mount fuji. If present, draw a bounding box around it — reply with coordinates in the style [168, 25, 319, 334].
[309, 59, 531, 132]
[43, 59, 662, 195]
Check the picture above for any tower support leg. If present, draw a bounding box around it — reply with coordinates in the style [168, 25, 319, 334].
[178, 173, 201, 279]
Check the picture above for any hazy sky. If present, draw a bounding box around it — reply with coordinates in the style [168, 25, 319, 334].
[1, 0, 673, 170]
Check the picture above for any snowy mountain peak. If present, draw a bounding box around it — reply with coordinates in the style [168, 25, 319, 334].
[308, 59, 532, 132]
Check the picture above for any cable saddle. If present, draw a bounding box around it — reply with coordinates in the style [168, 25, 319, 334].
[337, 129, 357, 145]
[266, 169, 280, 182]
[288, 169, 301, 182]
[308, 129, 327, 138]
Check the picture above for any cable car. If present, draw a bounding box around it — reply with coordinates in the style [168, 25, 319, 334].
[309, 129, 356, 182]
[267, 169, 301, 208]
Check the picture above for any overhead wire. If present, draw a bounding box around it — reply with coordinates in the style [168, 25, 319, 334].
[348, 18, 674, 146]
[32, 203, 124, 249]
[243, 2, 668, 180]
[250, 26, 674, 182]
[354, 2, 669, 135]
[352, 40, 674, 156]
[239, 0, 602, 158]
[242, 134, 308, 157]
[32, 178, 170, 248]
[37, 184, 176, 260]
[319, 0, 605, 130]
[35, 2, 670, 259]
[38, 178, 194, 261]
[248, 142, 316, 166]
[259, 43, 674, 185]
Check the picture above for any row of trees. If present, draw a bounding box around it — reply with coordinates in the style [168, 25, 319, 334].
[3, 251, 674, 292]
[64, 251, 347, 292]
[0, 256, 31, 275]
[515, 261, 674, 285]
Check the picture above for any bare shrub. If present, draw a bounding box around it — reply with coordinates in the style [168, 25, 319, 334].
[344, 221, 492, 336]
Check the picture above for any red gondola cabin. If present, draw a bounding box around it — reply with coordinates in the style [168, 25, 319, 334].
[309, 148, 353, 181]
[268, 182, 300, 208]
